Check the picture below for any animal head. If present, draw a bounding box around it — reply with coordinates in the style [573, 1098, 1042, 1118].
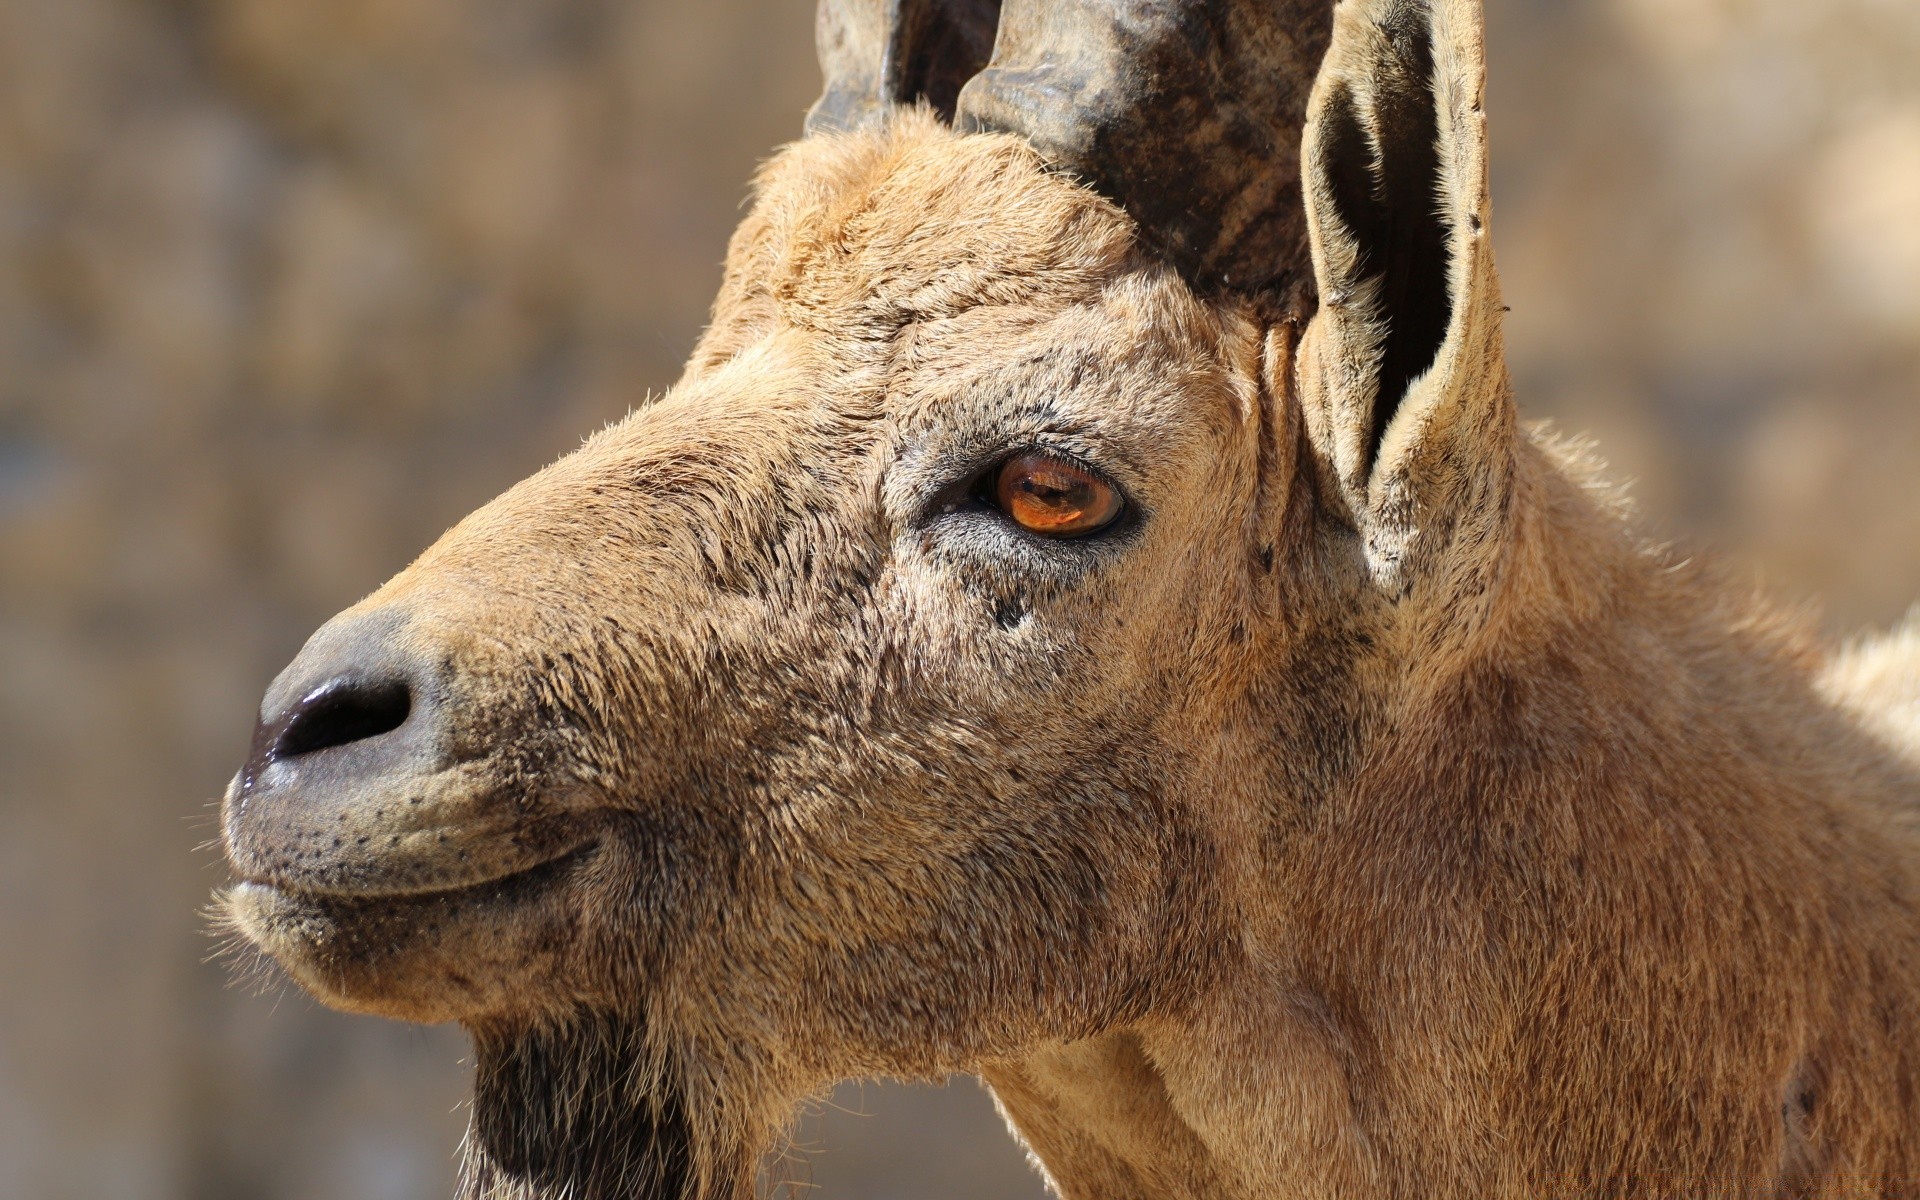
[221, 1, 1518, 1194]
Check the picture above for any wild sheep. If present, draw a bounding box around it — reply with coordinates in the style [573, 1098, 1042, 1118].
[220, 0, 1920, 1196]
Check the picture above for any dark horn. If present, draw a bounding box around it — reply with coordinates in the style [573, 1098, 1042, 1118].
[955, 0, 1334, 295]
[807, 0, 1004, 135]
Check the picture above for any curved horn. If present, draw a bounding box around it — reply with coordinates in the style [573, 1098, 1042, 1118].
[807, 0, 1003, 135]
[955, 0, 1333, 295]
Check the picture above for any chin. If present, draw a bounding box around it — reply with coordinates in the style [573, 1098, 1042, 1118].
[224, 848, 592, 1024]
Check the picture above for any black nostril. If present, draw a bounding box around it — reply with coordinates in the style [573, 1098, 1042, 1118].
[270, 678, 412, 761]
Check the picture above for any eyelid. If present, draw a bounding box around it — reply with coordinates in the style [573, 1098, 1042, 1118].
[984, 446, 1100, 482]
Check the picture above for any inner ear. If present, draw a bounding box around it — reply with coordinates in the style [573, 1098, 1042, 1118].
[1323, 13, 1455, 464]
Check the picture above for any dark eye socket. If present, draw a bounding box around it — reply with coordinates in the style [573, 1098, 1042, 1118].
[981, 451, 1126, 539]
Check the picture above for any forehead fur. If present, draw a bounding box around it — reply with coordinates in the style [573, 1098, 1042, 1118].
[710, 111, 1148, 345]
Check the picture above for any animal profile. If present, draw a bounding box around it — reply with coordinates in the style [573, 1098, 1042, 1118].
[219, 0, 1920, 1197]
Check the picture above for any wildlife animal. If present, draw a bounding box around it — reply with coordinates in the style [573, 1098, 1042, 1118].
[218, 0, 1920, 1196]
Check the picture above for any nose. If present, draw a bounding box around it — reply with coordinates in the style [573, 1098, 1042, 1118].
[269, 677, 412, 760]
[239, 609, 443, 797]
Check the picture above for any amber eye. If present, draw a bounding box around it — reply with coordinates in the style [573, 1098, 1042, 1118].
[990, 452, 1125, 538]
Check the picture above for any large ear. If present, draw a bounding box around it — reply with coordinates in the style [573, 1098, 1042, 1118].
[1295, 0, 1513, 581]
[806, 0, 1003, 134]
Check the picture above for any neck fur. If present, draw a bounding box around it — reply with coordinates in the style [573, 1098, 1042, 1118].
[458, 1015, 731, 1200]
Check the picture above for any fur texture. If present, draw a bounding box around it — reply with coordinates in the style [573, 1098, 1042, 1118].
[221, 1, 1920, 1197]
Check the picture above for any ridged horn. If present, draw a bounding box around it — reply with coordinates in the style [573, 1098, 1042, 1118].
[954, 0, 1333, 295]
[807, 0, 1003, 135]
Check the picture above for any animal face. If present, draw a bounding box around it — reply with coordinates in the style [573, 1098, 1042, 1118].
[223, 0, 1521, 1191]
[222, 121, 1308, 1148]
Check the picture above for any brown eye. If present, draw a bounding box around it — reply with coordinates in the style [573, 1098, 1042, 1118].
[991, 452, 1124, 538]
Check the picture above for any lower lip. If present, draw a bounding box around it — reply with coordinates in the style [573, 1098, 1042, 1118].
[237, 839, 600, 907]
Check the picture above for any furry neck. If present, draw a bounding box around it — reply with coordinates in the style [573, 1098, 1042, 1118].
[458, 1014, 722, 1200]
[973, 454, 1920, 1200]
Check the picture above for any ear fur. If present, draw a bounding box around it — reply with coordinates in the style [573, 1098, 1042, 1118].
[1296, 0, 1512, 587]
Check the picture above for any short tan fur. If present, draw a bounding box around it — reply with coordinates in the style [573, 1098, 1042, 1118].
[221, 2, 1920, 1197]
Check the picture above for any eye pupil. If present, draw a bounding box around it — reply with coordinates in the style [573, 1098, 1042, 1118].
[992, 452, 1124, 538]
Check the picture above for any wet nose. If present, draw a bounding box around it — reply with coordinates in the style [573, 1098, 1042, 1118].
[270, 677, 412, 760]
[240, 609, 443, 796]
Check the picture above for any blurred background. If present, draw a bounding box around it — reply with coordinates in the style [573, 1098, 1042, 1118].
[1, 0, 1916, 1196]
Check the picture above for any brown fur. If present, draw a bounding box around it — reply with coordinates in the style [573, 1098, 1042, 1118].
[221, 1, 1920, 1197]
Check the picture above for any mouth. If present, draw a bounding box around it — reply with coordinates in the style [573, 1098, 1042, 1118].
[226, 836, 602, 1022]
[233, 832, 601, 904]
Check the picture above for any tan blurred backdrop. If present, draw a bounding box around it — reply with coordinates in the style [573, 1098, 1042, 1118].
[1, 0, 1916, 1197]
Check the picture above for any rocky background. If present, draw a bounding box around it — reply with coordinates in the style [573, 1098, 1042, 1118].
[1, 0, 1916, 1197]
